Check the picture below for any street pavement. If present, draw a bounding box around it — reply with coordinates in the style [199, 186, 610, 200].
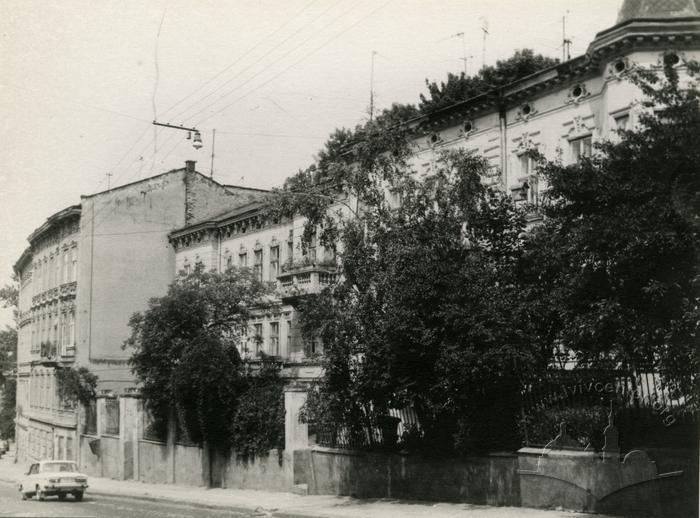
[0, 447, 619, 518]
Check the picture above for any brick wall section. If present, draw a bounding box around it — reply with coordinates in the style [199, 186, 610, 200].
[184, 172, 267, 225]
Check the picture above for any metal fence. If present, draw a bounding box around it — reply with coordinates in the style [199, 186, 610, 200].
[315, 406, 421, 450]
[520, 369, 697, 450]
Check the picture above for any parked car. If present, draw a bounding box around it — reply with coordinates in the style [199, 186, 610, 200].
[19, 460, 88, 501]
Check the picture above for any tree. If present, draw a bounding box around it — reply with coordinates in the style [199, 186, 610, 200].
[0, 275, 18, 439]
[124, 265, 273, 482]
[523, 58, 700, 399]
[273, 117, 540, 451]
[419, 49, 559, 114]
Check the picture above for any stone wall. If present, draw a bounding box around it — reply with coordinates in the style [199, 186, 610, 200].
[297, 447, 520, 505]
[137, 440, 169, 484]
[223, 449, 292, 491]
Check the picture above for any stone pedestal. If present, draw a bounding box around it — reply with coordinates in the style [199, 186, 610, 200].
[284, 387, 309, 452]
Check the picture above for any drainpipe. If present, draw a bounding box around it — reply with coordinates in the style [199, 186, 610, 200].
[498, 95, 508, 189]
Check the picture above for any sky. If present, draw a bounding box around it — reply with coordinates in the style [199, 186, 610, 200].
[0, 0, 622, 328]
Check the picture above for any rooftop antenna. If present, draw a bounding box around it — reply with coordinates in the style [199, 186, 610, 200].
[453, 32, 474, 76]
[479, 18, 489, 70]
[369, 50, 378, 121]
[562, 11, 572, 61]
[210, 129, 216, 178]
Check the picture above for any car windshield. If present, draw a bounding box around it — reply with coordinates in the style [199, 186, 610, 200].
[42, 462, 78, 473]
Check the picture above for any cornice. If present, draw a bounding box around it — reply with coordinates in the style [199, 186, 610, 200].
[416, 17, 700, 134]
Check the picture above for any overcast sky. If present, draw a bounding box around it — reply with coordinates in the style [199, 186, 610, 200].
[0, 0, 622, 328]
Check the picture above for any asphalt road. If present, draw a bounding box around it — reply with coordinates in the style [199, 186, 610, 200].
[0, 480, 252, 518]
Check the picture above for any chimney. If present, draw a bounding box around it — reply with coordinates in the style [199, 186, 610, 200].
[185, 160, 196, 173]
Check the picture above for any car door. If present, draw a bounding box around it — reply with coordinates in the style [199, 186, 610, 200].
[23, 463, 39, 491]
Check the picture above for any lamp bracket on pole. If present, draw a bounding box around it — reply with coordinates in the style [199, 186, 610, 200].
[152, 121, 203, 149]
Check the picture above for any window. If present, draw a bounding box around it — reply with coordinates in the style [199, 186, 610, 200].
[239, 252, 248, 267]
[269, 246, 279, 280]
[62, 250, 69, 283]
[253, 323, 263, 356]
[269, 322, 279, 356]
[286, 241, 294, 263]
[54, 254, 60, 287]
[614, 114, 629, 131]
[306, 235, 317, 263]
[70, 247, 78, 282]
[49, 255, 54, 288]
[254, 250, 263, 282]
[68, 313, 75, 350]
[519, 154, 531, 177]
[570, 135, 592, 163]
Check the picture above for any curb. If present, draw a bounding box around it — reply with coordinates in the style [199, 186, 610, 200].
[0, 478, 333, 518]
[90, 490, 336, 518]
[90, 489, 263, 515]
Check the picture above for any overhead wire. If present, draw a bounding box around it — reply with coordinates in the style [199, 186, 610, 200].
[158, 0, 320, 119]
[168, 0, 346, 123]
[193, 0, 395, 127]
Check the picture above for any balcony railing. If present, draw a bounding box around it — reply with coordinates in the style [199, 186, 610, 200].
[39, 341, 58, 364]
[30, 282, 76, 308]
[59, 281, 77, 299]
[277, 265, 337, 300]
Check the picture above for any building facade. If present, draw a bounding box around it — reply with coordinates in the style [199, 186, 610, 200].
[13, 162, 263, 465]
[11, 0, 699, 485]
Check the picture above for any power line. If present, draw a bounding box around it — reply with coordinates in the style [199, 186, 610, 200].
[158, 0, 320, 119]
[168, 0, 346, 122]
[194, 0, 394, 127]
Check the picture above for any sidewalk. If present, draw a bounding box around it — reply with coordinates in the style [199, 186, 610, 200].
[0, 447, 607, 518]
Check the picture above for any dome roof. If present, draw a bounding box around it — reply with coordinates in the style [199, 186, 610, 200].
[617, 0, 700, 23]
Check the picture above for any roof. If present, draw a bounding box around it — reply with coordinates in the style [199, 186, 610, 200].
[415, 11, 700, 131]
[26, 205, 81, 246]
[617, 0, 700, 23]
[168, 199, 268, 240]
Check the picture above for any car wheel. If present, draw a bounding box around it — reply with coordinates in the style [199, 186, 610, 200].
[73, 491, 83, 502]
[36, 486, 45, 501]
[58, 493, 67, 501]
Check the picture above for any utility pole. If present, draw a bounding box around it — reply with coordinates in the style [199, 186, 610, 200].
[562, 12, 572, 61]
[210, 129, 216, 179]
[369, 51, 375, 121]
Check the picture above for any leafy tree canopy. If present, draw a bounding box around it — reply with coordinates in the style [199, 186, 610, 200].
[124, 266, 273, 452]
[419, 49, 559, 114]
[522, 59, 700, 398]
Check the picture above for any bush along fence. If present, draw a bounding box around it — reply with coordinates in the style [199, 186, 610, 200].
[519, 369, 698, 451]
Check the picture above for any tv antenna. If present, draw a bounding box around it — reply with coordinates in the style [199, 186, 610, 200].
[562, 11, 572, 61]
[452, 32, 474, 76]
[479, 18, 489, 69]
[369, 50, 378, 121]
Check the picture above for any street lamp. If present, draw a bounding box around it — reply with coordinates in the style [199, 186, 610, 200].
[152, 121, 203, 150]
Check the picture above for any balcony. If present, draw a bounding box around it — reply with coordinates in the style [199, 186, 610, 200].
[39, 341, 58, 365]
[277, 261, 337, 301]
[59, 281, 77, 299]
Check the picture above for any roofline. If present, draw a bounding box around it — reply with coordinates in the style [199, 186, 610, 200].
[83, 167, 232, 199]
[13, 246, 33, 275]
[413, 16, 700, 130]
[26, 205, 82, 245]
[223, 185, 271, 193]
[168, 203, 266, 241]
